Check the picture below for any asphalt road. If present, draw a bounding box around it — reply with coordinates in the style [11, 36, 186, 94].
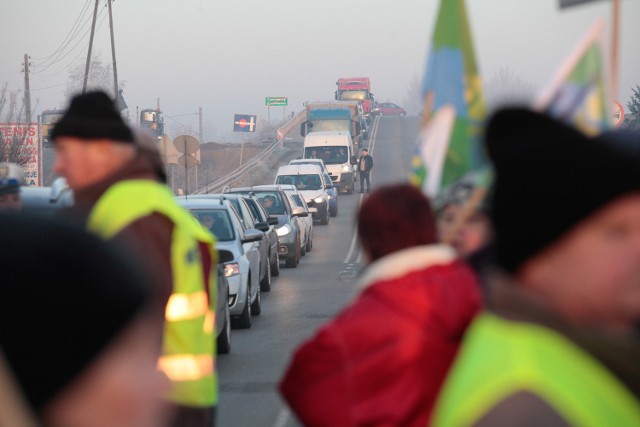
[216, 115, 421, 427]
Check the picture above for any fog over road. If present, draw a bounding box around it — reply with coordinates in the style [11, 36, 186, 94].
[216, 115, 420, 427]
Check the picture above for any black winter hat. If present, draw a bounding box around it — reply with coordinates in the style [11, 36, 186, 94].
[51, 91, 134, 143]
[487, 107, 640, 273]
[0, 214, 149, 414]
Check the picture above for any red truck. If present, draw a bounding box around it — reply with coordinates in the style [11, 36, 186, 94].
[335, 77, 375, 121]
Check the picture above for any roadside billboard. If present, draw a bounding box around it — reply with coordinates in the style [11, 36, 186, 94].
[0, 123, 42, 186]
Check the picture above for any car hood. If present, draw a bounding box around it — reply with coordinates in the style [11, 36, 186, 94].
[299, 189, 324, 202]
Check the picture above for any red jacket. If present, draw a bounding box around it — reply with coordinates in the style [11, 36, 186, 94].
[279, 245, 481, 427]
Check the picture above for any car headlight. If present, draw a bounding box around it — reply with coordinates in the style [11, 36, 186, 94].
[277, 224, 292, 237]
[314, 196, 325, 204]
[341, 165, 351, 173]
[224, 262, 240, 277]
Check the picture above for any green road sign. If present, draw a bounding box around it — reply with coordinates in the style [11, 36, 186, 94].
[266, 97, 288, 106]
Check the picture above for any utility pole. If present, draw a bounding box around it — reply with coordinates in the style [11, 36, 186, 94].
[199, 107, 203, 143]
[107, 0, 119, 102]
[22, 54, 32, 122]
[83, 0, 99, 94]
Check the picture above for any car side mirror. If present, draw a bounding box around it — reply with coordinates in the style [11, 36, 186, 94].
[267, 217, 279, 225]
[254, 221, 269, 232]
[308, 207, 318, 214]
[351, 156, 358, 165]
[242, 229, 264, 244]
[218, 249, 234, 264]
[291, 206, 308, 217]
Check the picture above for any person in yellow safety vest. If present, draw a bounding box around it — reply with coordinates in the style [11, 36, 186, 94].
[431, 108, 640, 427]
[51, 91, 219, 427]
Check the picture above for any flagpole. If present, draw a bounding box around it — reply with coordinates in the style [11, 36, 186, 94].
[611, 0, 620, 99]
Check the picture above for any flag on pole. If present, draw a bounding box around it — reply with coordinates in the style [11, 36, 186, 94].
[410, 0, 487, 196]
[534, 19, 610, 136]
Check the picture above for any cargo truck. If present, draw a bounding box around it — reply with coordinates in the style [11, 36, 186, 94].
[299, 101, 363, 148]
[335, 77, 375, 120]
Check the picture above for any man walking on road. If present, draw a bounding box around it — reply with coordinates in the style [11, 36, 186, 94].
[52, 91, 219, 427]
[358, 148, 373, 193]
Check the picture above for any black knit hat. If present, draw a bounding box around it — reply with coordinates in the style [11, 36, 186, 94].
[0, 214, 149, 414]
[487, 108, 640, 273]
[51, 91, 134, 143]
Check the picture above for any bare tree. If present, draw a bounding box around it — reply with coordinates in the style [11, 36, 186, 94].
[0, 84, 32, 167]
[401, 72, 424, 116]
[485, 66, 537, 111]
[65, 55, 125, 99]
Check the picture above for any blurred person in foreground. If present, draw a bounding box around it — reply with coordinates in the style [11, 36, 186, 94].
[431, 108, 640, 426]
[0, 162, 23, 213]
[279, 183, 481, 426]
[0, 214, 169, 427]
[435, 171, 494, 277]
[51, 91, 219, 427]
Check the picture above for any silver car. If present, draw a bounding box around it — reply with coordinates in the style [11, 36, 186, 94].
[177, 198, 264, 329]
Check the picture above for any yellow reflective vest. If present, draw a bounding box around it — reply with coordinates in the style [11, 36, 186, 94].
[88, 179, 218, 408]
[431, 312, 640, 427]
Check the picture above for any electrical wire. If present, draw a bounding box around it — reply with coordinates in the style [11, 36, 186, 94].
[32, 0, 93, 65]
[34, 3, 108, 76]
[34, 0, 104, 74]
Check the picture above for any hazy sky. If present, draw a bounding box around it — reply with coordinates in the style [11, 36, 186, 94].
[2, 0, 639, 141]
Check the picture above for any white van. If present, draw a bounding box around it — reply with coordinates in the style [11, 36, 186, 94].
[302, 131, 357, 194]
[274, 164, 331, 225]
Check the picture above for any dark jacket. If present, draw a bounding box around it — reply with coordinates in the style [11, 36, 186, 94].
[358, 154, 373, 172]
[280, 245, 481, 427]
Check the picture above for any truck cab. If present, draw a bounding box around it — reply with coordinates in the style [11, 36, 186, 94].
[335, 77, 375, 121]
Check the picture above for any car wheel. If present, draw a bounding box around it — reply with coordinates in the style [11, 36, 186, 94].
[233, 282, 252, 329]
[320, 209, 329, 225]
[251, 282, 261, 316]
[285, 240, 300, 268]
[260, 259, 271, 292]
[271, 251, 280, 277]
[217, 298, 231, 354]
[305, 230, 313, 252]
[301, 237, 307, 256]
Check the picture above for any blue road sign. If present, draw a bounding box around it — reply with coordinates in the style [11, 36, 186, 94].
[233, 114, 257, 132]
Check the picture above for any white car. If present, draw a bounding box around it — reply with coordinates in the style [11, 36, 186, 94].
[274, 164, 331, 225]
[289, 158, 338, 217]
[280, 185, 315, 255]
[177, 198, 264, 329]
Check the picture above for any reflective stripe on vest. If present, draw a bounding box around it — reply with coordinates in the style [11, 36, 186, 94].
[432, 312, 640, 427]
[88, 180, 218, 408]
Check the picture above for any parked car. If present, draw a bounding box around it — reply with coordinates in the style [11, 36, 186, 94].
[372, 102, 406, 116]
[274, 164, 331, 225]
[177, 198, 263, 329]
[216, 249, 233, 354]
[177, 194, 274, 292]
[288, 159, 338, 216]
[280, 185, 315, 255]
[20, 177, 74, 215]
[227, 185, 307, 268]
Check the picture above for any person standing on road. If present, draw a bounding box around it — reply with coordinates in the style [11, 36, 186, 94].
[279, 183, 481, 426]
[52, 91, 219, 427]
[0, 163, 23, 213]
[358, 148, 373, 193]
[431, 108, 640, 426]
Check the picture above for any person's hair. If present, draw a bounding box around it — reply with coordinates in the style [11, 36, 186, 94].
[357, 184, 436, 261]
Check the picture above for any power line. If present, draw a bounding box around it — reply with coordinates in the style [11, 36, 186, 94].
[31, 0, 93, 62]
[34, 3, 108, 75]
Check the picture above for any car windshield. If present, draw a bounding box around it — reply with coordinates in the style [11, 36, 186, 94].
[192, 209, 235, 242]
[305, 146, 348, 165]
[252, 191, 287, 215]
[276, 174, 322, 191]
[339, 90, 368, 101]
